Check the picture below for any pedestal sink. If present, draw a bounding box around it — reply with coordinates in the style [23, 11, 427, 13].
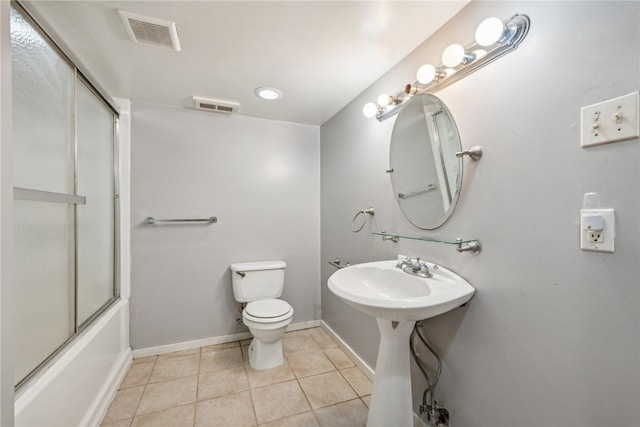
[328, 259, 474, 427]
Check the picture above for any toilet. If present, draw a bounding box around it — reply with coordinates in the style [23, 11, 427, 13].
[230, 260, 293, 370]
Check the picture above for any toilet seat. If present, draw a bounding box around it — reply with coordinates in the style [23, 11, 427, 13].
[244, 299, 293, 323]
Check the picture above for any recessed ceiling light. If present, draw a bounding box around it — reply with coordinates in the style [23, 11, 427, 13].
[254, 87, 283, 100]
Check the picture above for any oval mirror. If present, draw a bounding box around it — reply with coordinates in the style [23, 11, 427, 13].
[389, 93, 462, 230]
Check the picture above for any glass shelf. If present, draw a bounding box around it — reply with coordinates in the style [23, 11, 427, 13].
[372, 231, 480, 253]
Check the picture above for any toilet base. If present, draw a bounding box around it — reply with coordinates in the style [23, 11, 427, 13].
[248, 337, 284, 370]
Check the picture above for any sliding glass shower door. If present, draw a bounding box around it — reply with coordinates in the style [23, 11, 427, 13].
[11, 2, 119, 387]
[76, 80, 117, 326]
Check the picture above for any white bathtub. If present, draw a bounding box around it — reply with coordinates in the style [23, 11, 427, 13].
[15, 299, 131, 427]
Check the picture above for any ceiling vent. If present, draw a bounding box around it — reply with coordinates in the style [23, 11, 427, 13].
[193, 97, 240, 114]
[118, 10, 181, 52]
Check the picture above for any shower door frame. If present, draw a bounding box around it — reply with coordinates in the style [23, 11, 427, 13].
[11, 0, 121, 391]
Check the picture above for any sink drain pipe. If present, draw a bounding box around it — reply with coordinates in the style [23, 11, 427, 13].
[411, 322, 449, 426]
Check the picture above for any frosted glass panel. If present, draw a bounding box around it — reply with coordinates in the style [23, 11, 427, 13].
[76, 81, 115, 325]
[14, 200, 74, 384]
[11, 4, 119, 387]
[10, 6, 74, 194]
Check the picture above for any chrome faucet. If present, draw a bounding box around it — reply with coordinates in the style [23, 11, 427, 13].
[396, 257, 433, 278]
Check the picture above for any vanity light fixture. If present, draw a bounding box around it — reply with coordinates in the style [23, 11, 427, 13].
[363, 13, 530, 121]
[254, 86, 283, 100]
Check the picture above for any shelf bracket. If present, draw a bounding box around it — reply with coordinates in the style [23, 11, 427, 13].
[456, 239, 481, 253]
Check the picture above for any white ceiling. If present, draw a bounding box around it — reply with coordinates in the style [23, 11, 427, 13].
[26, 1, 469, 125]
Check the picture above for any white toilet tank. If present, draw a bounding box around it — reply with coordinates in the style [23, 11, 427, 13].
[230, 260, 286, 302]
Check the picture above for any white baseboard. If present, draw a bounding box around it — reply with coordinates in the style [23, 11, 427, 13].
[320, 320, 375, 381]
[132, 320, 322, 359]
[287, 319, 320, 331]
[133, 331, 252, 358]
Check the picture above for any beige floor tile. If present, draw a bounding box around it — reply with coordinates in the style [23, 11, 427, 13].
[149, 354, 200, 383]
[246, 362, 296, 389]
[241, 345, 250, 366]
[101, 418, 132, 427]
[258, 411, 319, 427]
[132, 355, 157, 366]
[201, 341, 239, 353]
[323, 348, 354, 370]
[200, 347, 243, 373]
[251, 380, 311, 424]
[114, 330, 367, 427]
[287, 351, 336, 378]
[137, 376, 198, 415]
[158, 348, 200, 359]
[283, 336, 320, 356]
[307, 328, 338, 349]
[120, 362, 154, 389]
[340, 367, 373, 397]
[103, 386, 145, 424]
[360, 395, 371, 408]
[198, 366, 249, 401]
[298, 371, 357, 409]
[314, 399, 368, 427]
[195, 391, 256, 427]
[131, 404, 195, 427]
[240, 338, 252, 346]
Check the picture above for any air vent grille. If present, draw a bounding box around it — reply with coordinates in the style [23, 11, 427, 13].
[193, 97, 240, 114]
[118, 10, 181, 51]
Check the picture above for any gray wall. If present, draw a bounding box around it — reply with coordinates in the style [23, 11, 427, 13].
[320, 2, 639, 426]
[130, 102, 320, 349]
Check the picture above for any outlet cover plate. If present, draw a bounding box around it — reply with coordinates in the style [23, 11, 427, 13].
[580, 208, 615, 252]
[581, 92, 639, 147]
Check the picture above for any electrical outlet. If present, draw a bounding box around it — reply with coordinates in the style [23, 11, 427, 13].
[580, 208, 615, 252]
[587, 230, 603, 243]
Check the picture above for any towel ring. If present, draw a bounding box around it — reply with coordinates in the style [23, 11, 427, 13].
[351, 207, 375, 233]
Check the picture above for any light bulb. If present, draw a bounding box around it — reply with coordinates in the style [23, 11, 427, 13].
[362, 103, 378, 118]
[475, 17, 504, 47]
[416, 64, 436, 84]
[377, 93, 392, 107]
[442, 44, 465, 67]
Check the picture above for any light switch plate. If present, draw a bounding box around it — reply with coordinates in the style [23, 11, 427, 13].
[580, 208, 615, 252]
[581, 92, 639, 147]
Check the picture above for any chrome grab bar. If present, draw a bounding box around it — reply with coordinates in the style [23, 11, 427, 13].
[144, 216, 217, 225]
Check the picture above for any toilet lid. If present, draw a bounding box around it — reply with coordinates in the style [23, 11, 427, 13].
[245, 299, 292, 318]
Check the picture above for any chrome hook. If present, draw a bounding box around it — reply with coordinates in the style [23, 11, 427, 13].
[455, 145, 483, 161]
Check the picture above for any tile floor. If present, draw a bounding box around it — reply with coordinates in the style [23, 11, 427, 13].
[101, 327, 372, 427]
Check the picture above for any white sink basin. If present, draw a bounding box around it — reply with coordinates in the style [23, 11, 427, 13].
[327, 259, 475, 427]
[328, 259, 474, 322]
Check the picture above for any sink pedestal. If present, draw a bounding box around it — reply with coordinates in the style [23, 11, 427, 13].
[367, 319, 416, 427]
[327, 260, 475, 426]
